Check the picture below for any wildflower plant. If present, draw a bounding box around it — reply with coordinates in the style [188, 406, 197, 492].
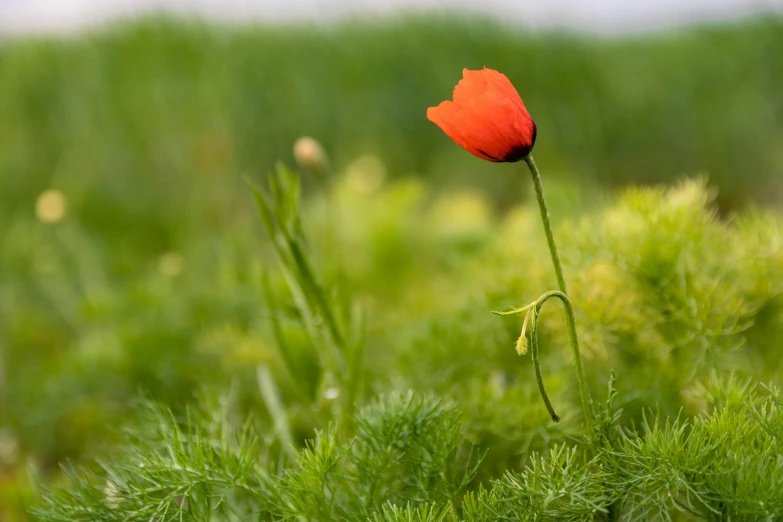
[428, 67, 593, 432]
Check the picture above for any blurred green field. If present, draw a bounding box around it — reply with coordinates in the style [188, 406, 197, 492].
[2, 14, 783, 217]
[2, 14, 783, 519]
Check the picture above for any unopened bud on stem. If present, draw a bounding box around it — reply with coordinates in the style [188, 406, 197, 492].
[293, 136, 329, 175]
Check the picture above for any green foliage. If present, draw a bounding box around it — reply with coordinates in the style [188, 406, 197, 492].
[463, 445, 612, 521]
[36, 392, 476, 521]
[8, 162, 783, 518]
[603, 382, 783, 520]
[36, 399, 270, 521]
[34, 383, 783, 520]
[250, 166, 365, 437]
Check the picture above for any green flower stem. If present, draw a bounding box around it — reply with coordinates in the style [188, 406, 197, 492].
[523, 155, 594, 434]
[529, 308, 561, 422]
[524, 155, 568, 294]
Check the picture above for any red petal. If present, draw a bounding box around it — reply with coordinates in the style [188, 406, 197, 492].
[453, 69, 489, 106]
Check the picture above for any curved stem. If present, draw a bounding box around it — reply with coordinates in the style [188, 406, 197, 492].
[529, 308, 560, 422]
[522, 156, 595, 434]
[533, 291, 593, 433]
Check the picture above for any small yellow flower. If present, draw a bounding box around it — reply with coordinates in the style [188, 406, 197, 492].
[158, 252, 183, 277]
[36, 189, 68, 224]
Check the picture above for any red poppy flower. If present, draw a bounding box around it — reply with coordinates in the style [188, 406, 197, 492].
[427, 68, 536, 162]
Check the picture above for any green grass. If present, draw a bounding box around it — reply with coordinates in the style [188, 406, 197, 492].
[2, 14, 783, 520]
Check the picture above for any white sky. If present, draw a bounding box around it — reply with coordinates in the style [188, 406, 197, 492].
[0, 0, 781, 35]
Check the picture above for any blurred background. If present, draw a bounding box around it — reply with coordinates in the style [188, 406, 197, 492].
[2, 0, 783, 519]
[3, 0, 783, 33]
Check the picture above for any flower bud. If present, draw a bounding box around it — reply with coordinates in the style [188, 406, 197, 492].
[427, 67, 536, 163]
[515, 334, 528, 356]
[293, 136, 329, 175]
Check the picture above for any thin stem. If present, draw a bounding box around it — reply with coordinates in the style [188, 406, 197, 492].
[530, 309, 560, 422]
[523, 156, 594, 434]
[535, 291, 593, 433]
[524, 155, 568, 294]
